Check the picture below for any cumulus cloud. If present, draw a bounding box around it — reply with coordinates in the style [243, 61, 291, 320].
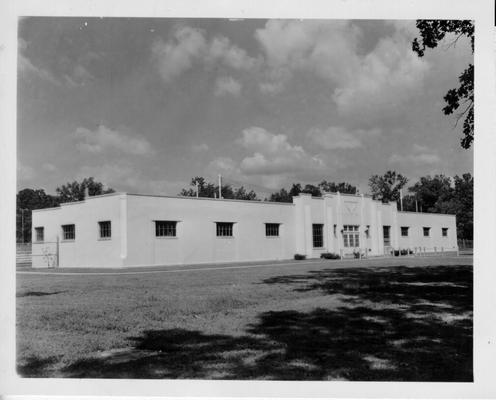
[17, 162, 36, 181]
[74, 125, 154, 155]
[254, 20, 430, 115]
[239, 127, 325, 175]
[389, 143, 441, 165]
[307, 126, 382, 150]
[214, 76, 242, 96]
[192, 143, 209, 152]
[152, 26, 258, 83]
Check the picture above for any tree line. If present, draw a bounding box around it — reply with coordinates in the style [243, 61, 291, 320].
[16, 171, 473, 242]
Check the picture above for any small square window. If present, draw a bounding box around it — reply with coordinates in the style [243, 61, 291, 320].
[265, 223, 280, 237]
[35, 227, 44, 242]
[156, 221, 177, 237]
[216, 222, 234, 237]
[99, 221, 111, 239]
[423, 227, 431, 237]
[401, 226, 409, 237]
[442, 227, 448, 237]
[62, 224, 75, 240]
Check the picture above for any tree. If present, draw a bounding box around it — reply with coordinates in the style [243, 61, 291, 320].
[403, 173, 473, 240]
[16, 188, 59, 242]
[368, 171, 408, 203]
[412, 20, 474, 148]
[179, 177, 258, 200]
[269, 188, 292, 203]
[318, 180, 357, 194]
[56, 177, 115, 203]
[408, 174, 454, 213]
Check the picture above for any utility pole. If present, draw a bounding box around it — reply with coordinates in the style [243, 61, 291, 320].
[218, 174, 222, 199]
[195, 182, 199, 198]
[399, 189, 403, 211]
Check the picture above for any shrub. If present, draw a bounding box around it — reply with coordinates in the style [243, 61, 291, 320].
[353, 251, 361, 259]
[409, 249, 413, 255]
[394, 250, 400, 257]
[400, 249, 408, 256]
[294, 254, 306, 260]
[320, 252, 341, 260]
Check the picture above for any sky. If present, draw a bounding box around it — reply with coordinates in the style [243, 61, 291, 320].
[17, 18, 473, 198]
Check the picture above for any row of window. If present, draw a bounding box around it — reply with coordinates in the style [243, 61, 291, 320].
[35, 221, 282, 241]
[34, 222, 449, 244]
[400, 226, 448, 237]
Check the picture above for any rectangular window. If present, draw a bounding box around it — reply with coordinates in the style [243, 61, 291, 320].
[155, 221, 177, 237]
[35, 227, 44, 242]
[265, 223, 280, 237]
[312, 224, 324, 248]
[216, 222, 233, 237]
[401, 226, 409, 237]
[423, 227, 431, 237]
[62, 224, 75, 241]
[383, 226, 391, 246]
[333, 224, 337, 237]
[343, 225, 360, 248]
[442, 227, 448, 237]
[99, 221, 111, 239]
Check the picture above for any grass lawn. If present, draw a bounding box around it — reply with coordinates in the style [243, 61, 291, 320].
[16, 256, 473, 380]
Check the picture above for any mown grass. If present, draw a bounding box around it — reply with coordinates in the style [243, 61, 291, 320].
[17, 256, 473, 380]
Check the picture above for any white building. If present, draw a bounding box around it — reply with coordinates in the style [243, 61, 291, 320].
[31, 192, 458, 268]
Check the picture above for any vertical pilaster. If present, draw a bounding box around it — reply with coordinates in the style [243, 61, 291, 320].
[119, 194, 127, 266]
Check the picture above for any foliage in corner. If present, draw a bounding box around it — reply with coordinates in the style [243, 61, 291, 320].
[412, 20, 474, 149]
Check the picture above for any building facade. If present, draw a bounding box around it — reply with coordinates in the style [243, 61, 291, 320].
[31, 192, 458, 268]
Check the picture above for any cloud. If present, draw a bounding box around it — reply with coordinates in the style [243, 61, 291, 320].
[214, 76, 242, 96]
[192, 143, 209, 152]
[239, 127, 326, 175]
[42, 163, 56, 172]
[152, 26, 258, 83]
[389, 143, 441, 165]
[307, 126, 382, 150]
[254, 20, 430, 117]
[74, 125, 154, 155]
[17, 162, 36, 181]
[19, 39, 95, 87]
[78, 163, 186, 195]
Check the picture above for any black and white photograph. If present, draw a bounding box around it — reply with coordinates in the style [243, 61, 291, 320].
[1, 0, 495, 398]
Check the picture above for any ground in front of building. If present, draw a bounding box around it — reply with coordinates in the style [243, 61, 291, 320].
[16, 255, 473, 380]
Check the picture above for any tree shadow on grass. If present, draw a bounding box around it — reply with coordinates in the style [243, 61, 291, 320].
[18, 264, 472, 381]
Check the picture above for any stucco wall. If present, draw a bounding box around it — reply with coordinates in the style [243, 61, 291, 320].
[31, 194, 123, 268]
[125, 194, 296, 267]
[397, 211, 457, 252]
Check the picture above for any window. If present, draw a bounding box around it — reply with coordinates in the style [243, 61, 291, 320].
[423, 227, 431, 237]
[216, 222, 233, 237]
[155, 221, 177, 237]
[265, 223, 280, 237]
[35, 227, 44, 242]
[442, 227, 448, 237]
[99, 221, 111, 239]
[333, 224, 337, 238]
[62, 224, 75, 241]
[365, 225, 370, 239]
[401, 226, 409, 237]
[383, 226, 391, 246]
[312, 224, 324, 248]
[343, 225, 360, 248]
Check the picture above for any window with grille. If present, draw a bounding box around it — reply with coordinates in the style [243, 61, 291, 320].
[343, 225, 359, 248]
[35, 227, 44, 242]
[216, 222, 233, 237]
[423, 227, 431, 237]
[155, 221, 177, 237]
[99, 221, 111, 239]
[442, 227, 448, 237]
[312, 224, 323, 248]
[401, 226, 409, 237]
[62, 224, 75, 240]
[265, 223, 280, 237]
